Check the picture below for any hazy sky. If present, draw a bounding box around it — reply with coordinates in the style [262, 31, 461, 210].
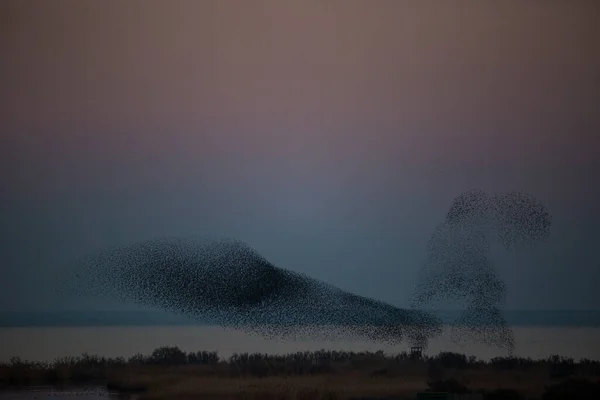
[1, 1, 599, 312]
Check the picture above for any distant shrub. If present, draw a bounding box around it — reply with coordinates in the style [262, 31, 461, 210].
[128, 353, 147, 364]
[426, 361, 444, 382]
[489, 356, 535, 370]
[148, 346, 186, 365]
[547, 354, 577, 380]
[187, 350, 219, 365]
[432, 352, 469, 369]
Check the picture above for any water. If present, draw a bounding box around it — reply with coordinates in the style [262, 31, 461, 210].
[1, 325, 599, 362]
[0, 387, 132, 400]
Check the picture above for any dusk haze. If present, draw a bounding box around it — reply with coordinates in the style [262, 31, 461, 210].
[3, 1, 599, 314]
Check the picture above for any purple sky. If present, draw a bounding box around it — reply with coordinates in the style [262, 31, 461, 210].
[1, 1, 599, 311]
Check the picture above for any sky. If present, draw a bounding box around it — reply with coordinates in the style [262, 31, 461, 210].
[1, 1, 599, 312]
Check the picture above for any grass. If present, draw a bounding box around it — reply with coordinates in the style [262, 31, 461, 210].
[135, 375, 422, 400]
[1, 348, 599, 399]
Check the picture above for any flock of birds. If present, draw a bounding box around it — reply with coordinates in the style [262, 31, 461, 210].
[66, 189, 552, 353]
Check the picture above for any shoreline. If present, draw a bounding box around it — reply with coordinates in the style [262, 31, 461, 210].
[2, 325, 600, 364]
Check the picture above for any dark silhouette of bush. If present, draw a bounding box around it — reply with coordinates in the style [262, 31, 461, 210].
[431, 352, 469, 369]
[187, 350, 219, 365]
[468, 355, 480, 366]
[547, 354, 576, 380]
[426, 361, 444, 382]
[127, 353, 147, 364]
[148, 346, 187, 365]
[489, 356, 535, 370]
[578, 358, 600, 377]
[542, 378, 600, 399]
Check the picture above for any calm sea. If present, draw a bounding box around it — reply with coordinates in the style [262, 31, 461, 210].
[0, 387, 129, 400]
[0, 310, 599, 363]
